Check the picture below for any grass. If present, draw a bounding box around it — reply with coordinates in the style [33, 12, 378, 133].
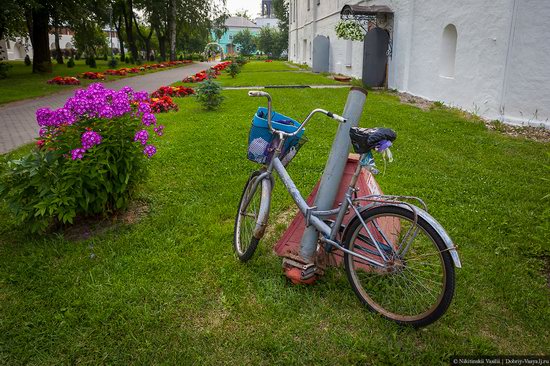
[0, 68, 549, 364]
[178, 60, 342, 88]
[0, 59, 192, 105]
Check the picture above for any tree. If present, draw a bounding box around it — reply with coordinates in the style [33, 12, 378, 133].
[234, 10, 252, 21]
[256, 27, 285, 59]
[0, 0, 26, 61]
[233, 29, 256, 56]
[30, 4, 52, 73]
[272, 0, 289, 57]
[123, 0, 139, 60]
[73, 21, 107, 58]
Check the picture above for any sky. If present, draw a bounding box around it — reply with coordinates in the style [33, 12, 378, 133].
[225, 0, 262, 18]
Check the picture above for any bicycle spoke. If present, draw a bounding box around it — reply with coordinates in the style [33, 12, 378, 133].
[346, 209, 452, 324]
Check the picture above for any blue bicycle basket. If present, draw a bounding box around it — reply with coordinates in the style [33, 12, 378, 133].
[247, 107, 306, 164]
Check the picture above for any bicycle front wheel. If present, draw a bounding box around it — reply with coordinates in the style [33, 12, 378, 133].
[233, 171, 264, 262]
[343, 205, 455, 327]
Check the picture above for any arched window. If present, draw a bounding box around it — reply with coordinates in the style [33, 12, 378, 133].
[439, 24, 457, 78]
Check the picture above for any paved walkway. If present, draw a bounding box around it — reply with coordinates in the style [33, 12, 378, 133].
[0, 62, 213, 154]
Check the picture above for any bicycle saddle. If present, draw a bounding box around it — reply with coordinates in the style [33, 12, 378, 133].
[349, 127, 397, 154]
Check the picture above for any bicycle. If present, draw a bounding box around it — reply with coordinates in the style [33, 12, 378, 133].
[234, 90, 462, 327]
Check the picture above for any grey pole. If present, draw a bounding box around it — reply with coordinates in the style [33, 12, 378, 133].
[299, 87, 368, 261]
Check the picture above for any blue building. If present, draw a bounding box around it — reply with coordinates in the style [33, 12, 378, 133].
[213, 16, 261, 55]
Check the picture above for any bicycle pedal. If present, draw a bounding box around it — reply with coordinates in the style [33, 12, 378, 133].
[300, 264, 317, 280]
[282, 257, 318, 285]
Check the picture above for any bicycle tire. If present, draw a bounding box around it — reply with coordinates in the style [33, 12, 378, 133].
[233, 171, 264, 262]
[343, 205, 455, 327]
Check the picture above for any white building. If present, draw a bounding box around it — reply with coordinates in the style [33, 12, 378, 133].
[289, 0, 550, 128]
[0, 28, 123, 61]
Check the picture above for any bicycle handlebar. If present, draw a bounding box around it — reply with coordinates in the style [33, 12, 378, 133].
[247, 90, 347, 137]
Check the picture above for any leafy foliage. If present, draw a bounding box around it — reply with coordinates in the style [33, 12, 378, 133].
[0, 62, 12, 79]
[73, 21, 107, 58]
[0, 84, 161, 232]
[108, 57, 119, 69]
[335, 20, 364, 41]
[233, 29, 256, 56]
[256, 27, 286, 59]
[272, 0, 289, 56]
[226, 62, 241, 78]
[194, 79, 224, 110]
[67, 57, 75, 68]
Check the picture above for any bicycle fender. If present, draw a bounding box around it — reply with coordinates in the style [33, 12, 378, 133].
[343, 203, 462, 268]
[253, 176, 272, 239]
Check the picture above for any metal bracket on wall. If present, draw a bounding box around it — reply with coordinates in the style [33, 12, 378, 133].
[339, 4, 394, 59]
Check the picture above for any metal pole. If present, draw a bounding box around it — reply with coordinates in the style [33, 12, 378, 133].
[299, 87, 368, 262]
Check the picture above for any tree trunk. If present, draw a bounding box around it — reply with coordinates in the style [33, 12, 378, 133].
[167, 0, 177, 61]
[133, 16, 153, 62]
[31, 6, 52, 73]
[54, 25, 64, 64]
[0, 29, 6, 60]
[155, 25, 166, 61]
[25, 8, 34, 48]
[123, 0, 138, 60]
[115, 16, 125, 60]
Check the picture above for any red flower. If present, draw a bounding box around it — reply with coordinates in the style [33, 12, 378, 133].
[80, 71, 105, 80]
[47, 76, 80, 85]
[149, 96, 178, 113]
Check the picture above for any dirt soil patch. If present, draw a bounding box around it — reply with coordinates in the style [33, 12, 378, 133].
[485, 121, 550, 143]
[62, 200, 149, 241]
[398, 92, 435, 110]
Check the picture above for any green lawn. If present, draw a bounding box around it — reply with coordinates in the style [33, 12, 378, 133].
[1, 83, 549, 363]
[178, 60, 342, 87]
[0, 60, 192, 105]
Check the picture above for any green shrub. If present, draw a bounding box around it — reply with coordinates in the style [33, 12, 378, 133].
[108, 57, 118, 68]
[75, 53, 81, 60]
[226, 62, 241, 78]
[88, 56, 97, 68]
[125, 56, 130, 63]
[0, 84, 162, 232]
[128, 56, 134, 64]
[24, 55, 31, 66]
[235, 55, 247, 66]
[67, 57, 75, 68]
[0, 62, 12, 79]
[195, 79, 224, 110]
[178, 54, 183, 61]
[103, 54, 108, 61]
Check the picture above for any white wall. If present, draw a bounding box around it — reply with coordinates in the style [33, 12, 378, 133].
[500, 0, 550, 127]
[289, 0, 550, 128]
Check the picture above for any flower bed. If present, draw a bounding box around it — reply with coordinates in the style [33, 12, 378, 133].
[183, 70, 208, 83]
[183, 62, 230, 83]
[212, 61, 231, 71]
[149, 95, 178, 113]
[105, 69, 127, 76]
[49, 60, 193, 84]
[79, 71, 105, 80]
[0, 83, 165, 232]
[151, 86, 195, 98]
[47, 76, 80, 85]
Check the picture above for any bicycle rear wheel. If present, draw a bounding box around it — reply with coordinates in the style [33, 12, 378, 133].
[343, 205, 455, 327]
[233, 171, 264, 262]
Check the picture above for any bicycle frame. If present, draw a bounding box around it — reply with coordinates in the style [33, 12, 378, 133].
[243, 91, 462, 269]
[245, 133, 391, 269]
